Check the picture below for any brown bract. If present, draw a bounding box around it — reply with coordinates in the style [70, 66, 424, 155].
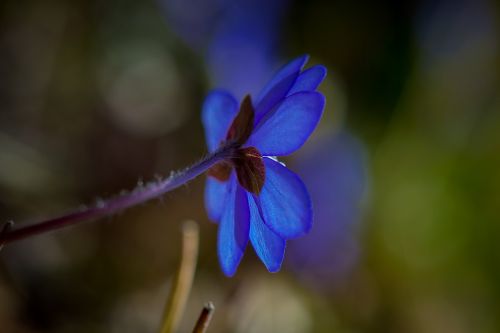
[233, 147, 265, 194]
[226, 95, 254, 144]
[207, 161, 232, 181]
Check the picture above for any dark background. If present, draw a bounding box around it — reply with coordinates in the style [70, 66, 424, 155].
[1, 0, 499, 332]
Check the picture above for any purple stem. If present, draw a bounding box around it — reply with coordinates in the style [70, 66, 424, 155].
[0, 145, 235, 245]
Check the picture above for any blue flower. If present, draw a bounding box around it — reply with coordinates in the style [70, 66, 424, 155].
[202, 55, 326, 276]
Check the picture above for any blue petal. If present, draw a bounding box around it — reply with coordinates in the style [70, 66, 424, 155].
[205, 176, 230, 223]
[258, 157, 312, 239]
[218, 178, 250, 276]
[254, 55, 309, 123]
[248, 194, 286, 272]
[287, 65, 327, 96]
[247, 91, 325, 156]
[202, 90, 238, 152]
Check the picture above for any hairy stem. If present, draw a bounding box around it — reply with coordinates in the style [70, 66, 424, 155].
[0, 146, 234, 246]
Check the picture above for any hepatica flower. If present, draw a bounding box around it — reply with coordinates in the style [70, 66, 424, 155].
[202, 55, 326, 276]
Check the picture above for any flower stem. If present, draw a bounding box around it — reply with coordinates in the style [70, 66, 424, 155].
[0, 146, 234, 246]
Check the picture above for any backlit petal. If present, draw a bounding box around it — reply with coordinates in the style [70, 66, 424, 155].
[202, 90, 238, 152]
[258, 158, 312, 239]
[248, 194, 286, 272]
[205, 176, 230, 222]
[218, 178, 250, 276]
[254, 55, 309, 122]
[287, 65, 327, 96]
[247, 91, 325, 156]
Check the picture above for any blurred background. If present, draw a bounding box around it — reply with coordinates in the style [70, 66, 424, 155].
[1, 0, 499, 332]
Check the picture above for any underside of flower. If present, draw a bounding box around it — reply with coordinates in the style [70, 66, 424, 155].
[207, 95, 265, 194]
